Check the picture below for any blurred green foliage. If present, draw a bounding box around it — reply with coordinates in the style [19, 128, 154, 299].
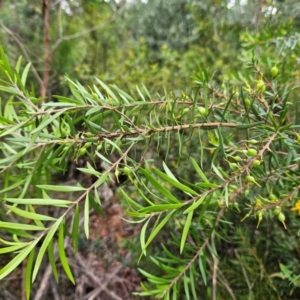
[1, 0, 300, 299]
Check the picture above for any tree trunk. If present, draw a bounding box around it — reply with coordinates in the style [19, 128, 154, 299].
[41, 0, 51, 100]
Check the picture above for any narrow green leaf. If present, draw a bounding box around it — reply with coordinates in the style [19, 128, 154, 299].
[15, 55, 22, 73]
[84, 194, 89, 239]
[21, 62, 31, 86]
[144, 210, 175, 252]
[32, 216, 63, 282]
[72, 205, 80, 254]
[138, 268, 170, 283]
[7, 205, 55, 221]
[162, 161, 178, 182]
[224, 184, 229, 207]
[180, 211, 193, 254]
[89, 196, 104, 215]
[153, 168, 198, 196]
[0, 236, 42, 280]
[140, 169, 179, 203]
[183, 196, 205, 214]
[138, 203, 184, 213]
[103, 138, 122, 154]
[77, 167, 101, 176]
[5, 198, 72, 206]
[95, 78, 119, 103]
[0, 244, 28, 254]
[236, 121, 264, 129]
[190, 157, 209, 183]
[95, 151, 112, 165]
[0, 179, 26, 194]
[94, 186, 101, 205]
[211, 163, 225, 180]
[25, 247, 35, 300]
[119, 189, 143, 210]
[94, 171, 109, 188]
[58, 222, 75, 284]
[85, 106, 103, 116]
[140, 217, 151, 256]
[37, 185, 86, 192]
[196, 182, 219, 188]
[0, 115, 15, 125]
[199, 254, 207, 285]
[47, 239, 58, 282]
[0, 222, 44, 231]
[190, 267, 197, 300]
[184, 273, 191, 300]
[31, 110, 64, 134]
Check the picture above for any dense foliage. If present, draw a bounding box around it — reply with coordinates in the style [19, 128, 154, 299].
[1, 1, 300, 299]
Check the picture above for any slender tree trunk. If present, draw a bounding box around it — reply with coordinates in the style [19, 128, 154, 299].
[41, 0, 51, 100]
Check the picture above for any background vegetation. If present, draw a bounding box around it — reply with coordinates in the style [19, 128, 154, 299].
[1, 0, 300, 299]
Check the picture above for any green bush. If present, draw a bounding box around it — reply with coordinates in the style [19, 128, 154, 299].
[1, 38, 300, 300]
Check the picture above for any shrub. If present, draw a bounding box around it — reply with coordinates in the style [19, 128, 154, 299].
[1, 45, 300, 299]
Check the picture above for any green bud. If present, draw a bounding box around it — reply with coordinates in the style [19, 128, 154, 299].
[123, 166, 132, 176]
[78, 148, 87, 156]
[256, 80, 266, 93]
[231, 156, 242, 162]
[182, 107, 190, 115]
[197, 107, 208, 116]
[278, 212, 285, 222]
[245, 98, 251, 107]
[84, 142, 92, 148]
[246, 175, 260, 186]
[248, 139, 259, 144]
[271, 65, 278, 77]
[278, 212, 287, 229]
[84, 132, 94, 137]
[247, 148, 257, 157]
[273, 206, 281, 216]
[252, 160, 261, 167]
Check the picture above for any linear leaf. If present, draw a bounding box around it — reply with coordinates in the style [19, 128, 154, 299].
[162, 161, 178, 181]
[7, 205, 56, 221]
[0, 236, 42, 280]
[0, 244, 28, 254]
[140, 169, 179, 203]
[84, 194, 89, 239]
[21, 62, 31, 86]
[77, 167, 101, 176]
[32, 216, 63, 282]
[119, 189, 143, 210]
[25, 247, 35, 300]
[144, 210, 175, 252]
[0, 222, 44, 231]
[153, 168, 198, 196]
[95, 78, 119, 103]
[184, 273, 191, 300]
[140, 217, 151, 256]
[58, 222, 75, 284]
[211, 163, 225, 180]
[190, 157, 209, 183]
[89, 196, 104, 215]
[72, 205, 80, 254]
[199, 254, 207, 285]
[180, 211, 193, 254]
[5, 198, 72, 206]
[47, 239, 58, 282]
[183, 197, 205, 214]
[31, 110, 64, 134]
[37, 185, 86, 192]
[94, 171, 109, 189]
[138, 203, 184, 213]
